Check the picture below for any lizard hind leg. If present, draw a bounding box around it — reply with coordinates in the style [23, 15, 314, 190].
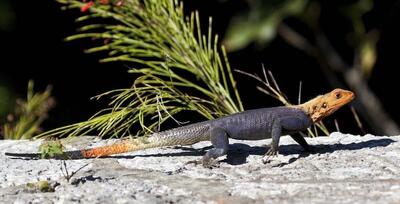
[187, 127, 229, 168]
[202, 127, 229, 168]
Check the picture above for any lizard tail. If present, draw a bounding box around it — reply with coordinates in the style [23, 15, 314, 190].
[76, 139, 157, 158]
[68, 128, 207, 158]
[5, 124, 209, 159]
[4, 150, 90, 159]
[5, 152, 42, 159]
[5, 137, 163, 159]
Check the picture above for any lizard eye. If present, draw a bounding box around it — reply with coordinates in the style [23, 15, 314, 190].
[335, 92, 342, 99]
[322, 102, 327, 108]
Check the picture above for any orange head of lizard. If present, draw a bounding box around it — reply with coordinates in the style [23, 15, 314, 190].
[300, 88, 355, 122]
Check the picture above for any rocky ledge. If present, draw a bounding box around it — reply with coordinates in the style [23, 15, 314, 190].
[1, 133, 399, 203]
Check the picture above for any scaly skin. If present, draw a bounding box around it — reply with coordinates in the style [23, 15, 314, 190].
[5, 89, 354, 167]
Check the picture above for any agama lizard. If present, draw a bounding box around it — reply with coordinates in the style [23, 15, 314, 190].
[5, 89, 354, 167]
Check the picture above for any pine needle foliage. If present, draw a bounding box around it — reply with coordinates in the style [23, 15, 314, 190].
[2, 81, 55, 140]
[38, 0, 243, 138]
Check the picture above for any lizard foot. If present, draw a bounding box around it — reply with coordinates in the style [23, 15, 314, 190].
[185, 159, 202, 166]
[201, 158, 220, 168]
[262, 148, 279, 164]
[185, 158, 220, 169]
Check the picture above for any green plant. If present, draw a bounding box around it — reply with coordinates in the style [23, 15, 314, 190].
[39, 140, 66, 159]
[26, 180, 55, 193]
[39, 0, 243, 138]
[224, 0, 308, 51]
[39, 0, 338, 139]
[1, 80, 54, 140]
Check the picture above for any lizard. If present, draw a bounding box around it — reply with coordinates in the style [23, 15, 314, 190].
[5, 88, 354, 167]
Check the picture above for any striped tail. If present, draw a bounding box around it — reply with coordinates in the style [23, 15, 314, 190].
[68, 124, 210, 159]
[5, 123, 210, 159]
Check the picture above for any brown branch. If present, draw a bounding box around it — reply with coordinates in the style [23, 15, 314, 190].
[315, 33, 399, 135]
[278, 22, 399, 135]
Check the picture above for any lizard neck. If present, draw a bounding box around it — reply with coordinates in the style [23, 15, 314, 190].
[296, 96, 323, 123]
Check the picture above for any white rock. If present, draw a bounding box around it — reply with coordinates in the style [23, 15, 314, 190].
[1, 133, 400, 203]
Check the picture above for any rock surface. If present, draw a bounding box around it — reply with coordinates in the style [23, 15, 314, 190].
[1, 133, 400, 203]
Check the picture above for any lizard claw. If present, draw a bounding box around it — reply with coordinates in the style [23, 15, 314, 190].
[185, 158, 220, 169]
[201, 158, 220, 169]
[185, 159, 202, 166]
[262, 147, 278, 164]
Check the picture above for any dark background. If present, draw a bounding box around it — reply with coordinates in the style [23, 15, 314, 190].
[1, 0, 399, 135]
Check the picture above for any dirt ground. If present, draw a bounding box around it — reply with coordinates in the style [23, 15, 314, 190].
[1, 133, 399, 203]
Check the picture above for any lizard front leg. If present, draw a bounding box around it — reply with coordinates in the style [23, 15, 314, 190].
[290, 134, 314, 152]
[280, 115, 314, 152]
[262, 121, 281, 164]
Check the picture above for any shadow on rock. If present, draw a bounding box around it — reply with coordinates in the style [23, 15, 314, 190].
[311, 138, 396, 154]
[106, 146, 211, 159]
[224, 138, 395, 165]
[225, 143, 308, 166]
[90, 137, 396, 166]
